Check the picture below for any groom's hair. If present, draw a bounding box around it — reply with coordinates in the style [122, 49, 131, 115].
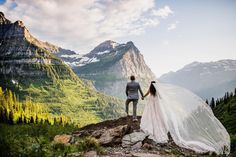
[130, 75, 135, 81]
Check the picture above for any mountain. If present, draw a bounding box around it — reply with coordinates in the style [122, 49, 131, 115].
[0, 12, 77, 86]
[62, 40, 156, 98]
[159, 59, 236, 100]
[0, 12, 124, 126]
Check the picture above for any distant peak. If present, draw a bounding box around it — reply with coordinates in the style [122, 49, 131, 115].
[99, 40, 119, 48]
[184, 61, 201, 68]
[14, 20, 25, 27]
[191, 61, 200, 64]
[89, 40, 119, 54]
[0, 12, 11, 24]
[102, 40, 117, 44]
[126, 41, 134, 45]
[0, 12, 4, 17]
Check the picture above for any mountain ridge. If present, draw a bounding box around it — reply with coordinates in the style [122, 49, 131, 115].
[159, 59, 236, 99]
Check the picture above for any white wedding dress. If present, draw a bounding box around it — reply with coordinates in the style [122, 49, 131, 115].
[140, 82, 230, 155]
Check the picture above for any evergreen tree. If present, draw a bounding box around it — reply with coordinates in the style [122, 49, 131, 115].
[216, 99, 219, 106]
[230, 92, 233, 98]
[205, 99, 209, 104]
[0, 87, 3, 97]
[227, 104, 231, 113]
[219, 98, 223, 104]
[0, 86, 72, 126]
[224, 94, 227, 104]
[7, 90, 14, 111]
[226, 92, 229, 99]
[210, 97, 215, 109]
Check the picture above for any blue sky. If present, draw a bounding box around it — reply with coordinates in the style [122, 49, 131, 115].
[119, 0, 236, 76]
[1, 0, 236, 77]
[0, 0, 5, 5]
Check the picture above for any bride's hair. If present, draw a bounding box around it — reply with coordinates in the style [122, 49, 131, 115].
[150, 81, 156, 96]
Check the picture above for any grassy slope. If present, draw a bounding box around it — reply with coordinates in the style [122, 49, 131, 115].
[0, 45, 125, 127]
[19, 79, 125, 127]
[0, 123, 104, 157]
[213, 95, 236, 155]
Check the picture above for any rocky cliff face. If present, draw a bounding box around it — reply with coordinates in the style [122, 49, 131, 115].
[159, 59, 236, 99]
[69, 40, 156, 98]
[0, 12, 77, 87]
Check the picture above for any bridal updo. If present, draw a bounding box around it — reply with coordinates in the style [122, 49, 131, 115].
[150, 81, 156, 96]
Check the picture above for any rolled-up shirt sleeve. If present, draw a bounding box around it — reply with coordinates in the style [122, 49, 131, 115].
[126, 84, 128, 96]
[138, 84, 144, 97]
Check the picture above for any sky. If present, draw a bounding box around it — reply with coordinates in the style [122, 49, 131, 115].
[0, 0, 236, 77]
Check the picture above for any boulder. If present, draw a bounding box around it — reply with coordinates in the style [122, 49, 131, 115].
[91, 129, 106, 138]
[54, 134, 72, 144]
[142, 143, 154, 150]
[132, 153, 163, 157]
[84, 150, 97, 157]
[132, 141, 143, 150]
[122, 131, 147, 148]
[68, 152, 82, 157]
[98, 125, 129, 145]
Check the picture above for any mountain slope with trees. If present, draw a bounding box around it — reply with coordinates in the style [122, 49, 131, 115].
[0, 12, 124, 126]
[212, 88, 236, 155]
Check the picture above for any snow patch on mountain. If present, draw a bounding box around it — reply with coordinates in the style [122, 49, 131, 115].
[97, 50, 110, 55]
[90, 57, 99, 63]
[60, 54, 83, 59]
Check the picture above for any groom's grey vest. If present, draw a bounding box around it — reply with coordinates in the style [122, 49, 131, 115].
[126, 81, 143, 100]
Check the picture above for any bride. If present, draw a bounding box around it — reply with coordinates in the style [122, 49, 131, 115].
[140, 81, 230, 155]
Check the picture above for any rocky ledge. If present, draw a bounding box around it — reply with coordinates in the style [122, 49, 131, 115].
[54, 116, 221, 157]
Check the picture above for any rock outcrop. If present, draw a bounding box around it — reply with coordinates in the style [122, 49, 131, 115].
[55, 116, 219, 157]
[122, 132, 147, 148]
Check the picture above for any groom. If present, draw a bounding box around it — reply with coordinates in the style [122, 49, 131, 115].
[125, 75, 144, 121]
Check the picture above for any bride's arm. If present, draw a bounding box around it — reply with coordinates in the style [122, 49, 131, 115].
[143, 90, 150, 98]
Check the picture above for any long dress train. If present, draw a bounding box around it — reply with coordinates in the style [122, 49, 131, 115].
[140, 82, 230, 155]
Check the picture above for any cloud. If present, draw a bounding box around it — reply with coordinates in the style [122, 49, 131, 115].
[167, 21, 179, 31]
[152, 5, 173, 18]
[167, 24, 176, 30]
[0, 0, 173, 52]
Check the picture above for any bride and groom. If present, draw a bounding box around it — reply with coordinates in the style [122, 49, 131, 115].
[125, 75, 230, 155]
